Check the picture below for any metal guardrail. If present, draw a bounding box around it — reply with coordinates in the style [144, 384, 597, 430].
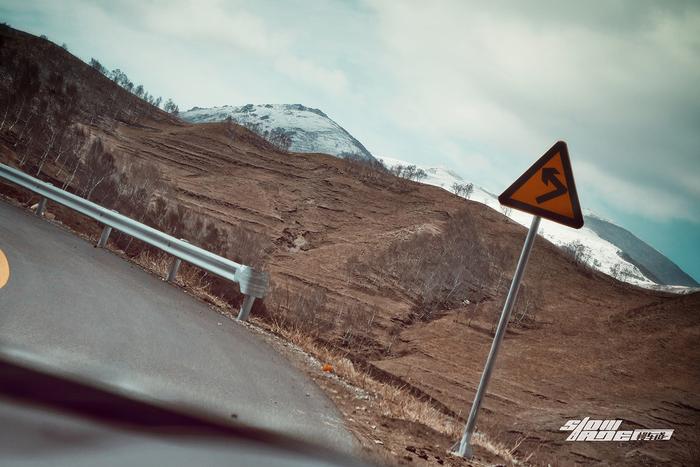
[0, 163, 268, 321]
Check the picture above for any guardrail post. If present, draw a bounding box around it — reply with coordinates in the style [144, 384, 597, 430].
[97, 225, 112, 248]
[35, 197, 47, 217]
[165, 238, 188, 283]
[235, 266, 268, 321]
[237, 295, 256, 321]
[167, 257, 182, 283]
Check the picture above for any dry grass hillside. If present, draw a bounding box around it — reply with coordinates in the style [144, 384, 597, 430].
[1, 25, 698, 465]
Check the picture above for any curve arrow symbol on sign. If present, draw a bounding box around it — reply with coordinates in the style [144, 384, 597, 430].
[535, 167, 567, 204]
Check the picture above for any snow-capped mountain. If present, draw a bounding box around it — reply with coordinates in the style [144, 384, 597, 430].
[381, 157, 698, 291]
[181, 104, 375, 161]
[583, 213, 698, 287]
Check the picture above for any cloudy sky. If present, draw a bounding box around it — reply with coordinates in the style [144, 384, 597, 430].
[2, 0, 699, 281]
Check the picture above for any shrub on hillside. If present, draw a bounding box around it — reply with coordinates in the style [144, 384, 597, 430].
[349, 208, 502, 321]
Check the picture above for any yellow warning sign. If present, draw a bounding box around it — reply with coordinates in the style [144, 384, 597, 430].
[498, 141, 583, 228]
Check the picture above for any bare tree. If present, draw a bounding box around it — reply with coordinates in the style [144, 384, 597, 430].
[80, 139, 116, 200]
[0, 58, 40, 133]
[565, 240, 590, 266]
[163, 98, 179, 115]
[89, 58, 107, 75]
[389, 164, 427, 181]
[451, 182, 474, 198]
[509, 282, 543, 328]
[110, 68, 127, 86]
[268, 127, 293, 151]
[34, 81, 78, 176]
[343, 155, 388, 184]
[350, 208, 495, 322]
[463, 183, 474, 198]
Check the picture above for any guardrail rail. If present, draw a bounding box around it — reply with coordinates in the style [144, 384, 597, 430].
[0, 163, 268, 321]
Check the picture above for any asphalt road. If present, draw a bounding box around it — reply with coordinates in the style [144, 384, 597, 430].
[0, 200, 354, 453]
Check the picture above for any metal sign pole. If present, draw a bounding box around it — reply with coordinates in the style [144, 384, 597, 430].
[453, 215, 541, 457]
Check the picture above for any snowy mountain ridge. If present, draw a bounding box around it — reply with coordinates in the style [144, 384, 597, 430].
[181, 104, 375, 161]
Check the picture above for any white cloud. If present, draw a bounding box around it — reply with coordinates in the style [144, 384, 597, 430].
[577, 161, 698, 223]
[88, 0, 351, 97]
[128, 0, 288, 55]
[275, 55, 349, 96]
[368, 0, 700, 223]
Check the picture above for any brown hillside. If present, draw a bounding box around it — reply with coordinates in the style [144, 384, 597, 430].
[1, 25, 698, 465]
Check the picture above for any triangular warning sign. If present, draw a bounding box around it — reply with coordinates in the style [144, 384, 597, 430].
[498, 141, 584, 229]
